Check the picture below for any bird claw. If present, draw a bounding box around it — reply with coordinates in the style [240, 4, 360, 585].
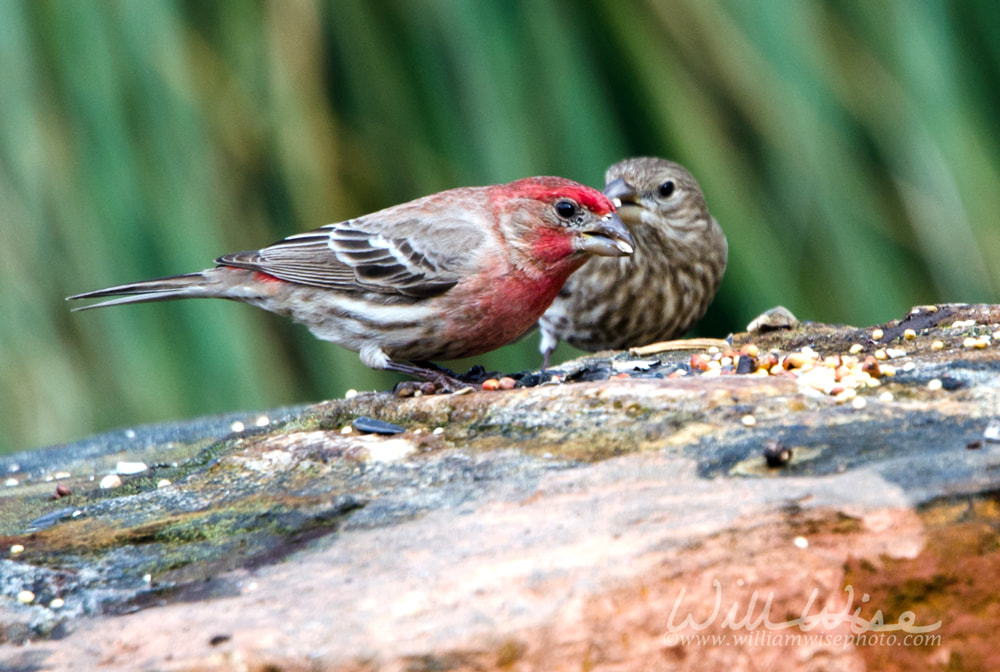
[389, 361, 481, 396]
[393, 380, 440, 397]
[393, 374, 477, 397]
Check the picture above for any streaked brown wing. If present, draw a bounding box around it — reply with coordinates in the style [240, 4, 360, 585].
[216, 217, 483, 298]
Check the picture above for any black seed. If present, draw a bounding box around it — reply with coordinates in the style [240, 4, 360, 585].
[736, 355, 756, 374]
[352, 416, 406, 435]
[763, 440, 793, 468]
[939, 374, 963, 391]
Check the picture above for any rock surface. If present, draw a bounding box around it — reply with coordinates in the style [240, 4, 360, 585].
[2, 304, 1000, 671]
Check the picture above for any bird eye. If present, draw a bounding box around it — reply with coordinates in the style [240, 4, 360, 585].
[555, 200, 578, 219]
[658, 180, 676, 198]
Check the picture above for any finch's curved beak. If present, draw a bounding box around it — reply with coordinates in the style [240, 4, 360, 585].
[603, 178, 640, 208]
[578, 212, 634, 257]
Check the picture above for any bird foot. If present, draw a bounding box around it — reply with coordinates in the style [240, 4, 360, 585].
[387, 361, 479, 396]
[393, 380, 442, 397]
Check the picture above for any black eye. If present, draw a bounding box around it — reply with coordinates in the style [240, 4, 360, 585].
[555, 200, 577, 219]
[658, 180, 676, 198]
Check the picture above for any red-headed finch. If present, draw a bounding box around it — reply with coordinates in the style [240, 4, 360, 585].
[539, 158, 727, 367]
[69, 177, 633, 388]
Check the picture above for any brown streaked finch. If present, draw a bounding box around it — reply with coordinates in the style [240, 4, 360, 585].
[538, 157, 728, 367]
[69, 176, 634, 389]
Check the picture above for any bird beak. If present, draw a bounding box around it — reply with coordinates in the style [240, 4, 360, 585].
[578, 212, 634, 257]
[603, 178, 639, 208]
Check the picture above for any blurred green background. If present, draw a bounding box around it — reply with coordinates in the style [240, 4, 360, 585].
[2, 0, 998, 455]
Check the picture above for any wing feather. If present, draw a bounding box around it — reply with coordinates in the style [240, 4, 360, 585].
[216, 215, 486, 299]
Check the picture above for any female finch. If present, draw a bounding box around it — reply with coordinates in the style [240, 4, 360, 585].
[538, 158, 728, 367]
[69, 177, 633, 388]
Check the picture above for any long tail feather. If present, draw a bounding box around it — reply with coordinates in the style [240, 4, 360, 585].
[67, 272, 211, 311]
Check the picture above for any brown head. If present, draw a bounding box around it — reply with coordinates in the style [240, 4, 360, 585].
[603, 157, 717, 245]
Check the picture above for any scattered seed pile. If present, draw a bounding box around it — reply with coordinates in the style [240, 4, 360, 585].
[384, 305, 1000, 399]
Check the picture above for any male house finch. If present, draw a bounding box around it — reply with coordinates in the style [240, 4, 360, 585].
[70, 177, 633, 388]
[538, 158, 727, 367]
